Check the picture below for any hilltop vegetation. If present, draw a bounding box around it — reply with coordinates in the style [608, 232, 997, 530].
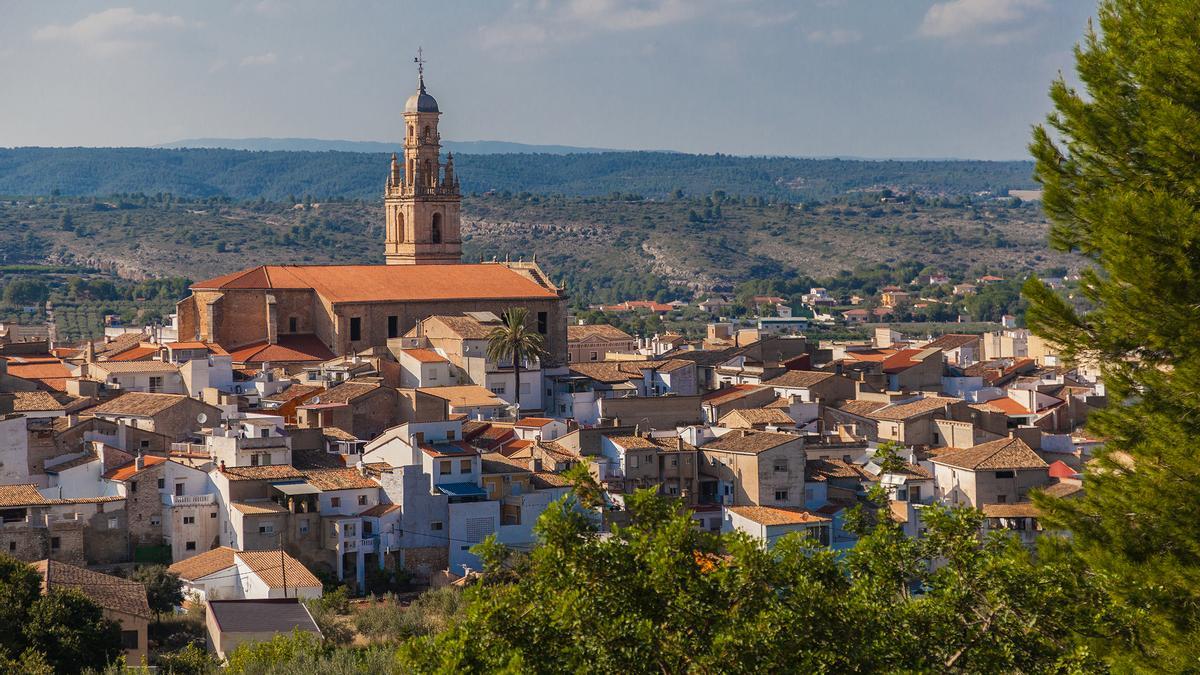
[0, 147, 1037, 202]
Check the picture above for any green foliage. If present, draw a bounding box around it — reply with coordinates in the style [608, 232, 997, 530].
[396, 490, 1104, 673]
[132, 565, 184, 621]
[3, 278, 49, 305]
[25, 588, 122, 674]
[224, 630, 392, 675]
[0, 554, 42, 658]
[0, 148, 1038, 202]
[485, 307, 548, 413]
[1026, 0, 1200, 669]
[353, 588, 465, 643]
[153, 643, 220, 675]
[302, 599, 354, 647]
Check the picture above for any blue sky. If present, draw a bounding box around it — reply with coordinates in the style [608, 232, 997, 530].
[0, 0, 1094, 159]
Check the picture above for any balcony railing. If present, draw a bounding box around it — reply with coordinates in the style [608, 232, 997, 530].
[163, 493, 216, 507]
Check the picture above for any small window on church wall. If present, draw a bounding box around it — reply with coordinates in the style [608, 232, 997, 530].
[289, 317, 297, 333]
[431, 213, 443, 244]
[350, 317, 362, 342]
[408, 125, 414, 138]
[387, 316, 399, 339]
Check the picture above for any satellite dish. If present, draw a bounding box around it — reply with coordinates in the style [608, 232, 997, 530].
[196, 413, 208, 424]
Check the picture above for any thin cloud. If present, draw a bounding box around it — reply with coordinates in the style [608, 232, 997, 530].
[32, 7, 187, 56]
[240, 51, 279, 67]
[479, 0, 703, 58]
[807, 28, 862, 46]
[918, 0, 1046, 45]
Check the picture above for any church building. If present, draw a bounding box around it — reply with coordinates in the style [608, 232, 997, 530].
[176, 63, 567, 366]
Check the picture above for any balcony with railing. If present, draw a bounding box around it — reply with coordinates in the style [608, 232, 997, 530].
[162, 493, 216, 507]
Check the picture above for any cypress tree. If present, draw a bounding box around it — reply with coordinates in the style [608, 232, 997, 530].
[1027, 0, 1200, 668]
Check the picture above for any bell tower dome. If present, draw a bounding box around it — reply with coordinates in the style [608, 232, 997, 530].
[384, 49, 462, 265]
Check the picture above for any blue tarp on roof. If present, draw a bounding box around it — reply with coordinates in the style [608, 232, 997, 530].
[437, 482, 487, 497]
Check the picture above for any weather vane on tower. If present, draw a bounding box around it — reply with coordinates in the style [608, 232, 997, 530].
[414, 47, 425, 88]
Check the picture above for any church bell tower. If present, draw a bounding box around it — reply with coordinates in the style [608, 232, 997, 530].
[384, 50, 462, 265]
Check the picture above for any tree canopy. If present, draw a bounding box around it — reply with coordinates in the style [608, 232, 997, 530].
[1025, 0, 1200, 669]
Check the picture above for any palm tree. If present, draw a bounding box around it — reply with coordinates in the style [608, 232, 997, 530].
[485, 307, 548, 417]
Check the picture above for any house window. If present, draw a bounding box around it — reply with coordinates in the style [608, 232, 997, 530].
[440, 461, 452, 475]
[670, 457, 678, 467]
[349, 317, 362, 342]
[157, 478, 164, 489]
[485, 483, 495, 497]
[183, 516, 195, 525]
[120, 630, 140, 650]
[490, 385, 506, 395]
[175, 483, 184, 496]
[108, 517, 118, 529]
[387, 316, 399, 339]
[140, 440, 150, 449]
[629, 455, 639, 469]
[289, 317, 298, 333]
[911, 486, 922, 502]
[259, 522, 274, 534]
[299, 519, 309, 535]
[148, 376, 163, 392]
[459, 459, 472, 473]
[151, 516, 161, 526]
[331, 497, 341, 508]
[357, 495, 367, 506]
[667, 484, 679, 495]
[774, 490, 789, 502]
[995, 470, 1015, 479]
[50, 537, 60, 551]
[590, 351, 598, 361]
[185, 541, 196, 551]
[250, 454, 259, 467]
[537, 311, 548, 334]
[210, 512, 217, 518]
[431, 213, 443, 243]
[431, 522, 443, 531]
[996, 494, 1008, 503]
[447, 430, 456, 440]
[7, 542, 13, 552]
[130, 481, 138, 493]
[773, 460, 788, 473]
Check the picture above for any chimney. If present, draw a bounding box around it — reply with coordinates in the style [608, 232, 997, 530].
[529, 457, 543, 473]
[356, 460, 366, 477]
[134, 451, 144, 471]
[634, 424, 641, 437]
[676, 436, 684, 452]
[219, 459, 226, 472]
[117, 420, 128, 451]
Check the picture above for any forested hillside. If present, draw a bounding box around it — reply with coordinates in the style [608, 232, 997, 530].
[0, 147, 1036, 202]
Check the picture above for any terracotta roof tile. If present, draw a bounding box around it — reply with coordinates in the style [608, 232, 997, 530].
[11, 391, 66, 412]
[836, 400, 888, 417]
[702, 384, 768, 406]
[727, 505, 830, 526]
[764, 370, 835, 389]
[231, 500, 289, 515]
[303, 467, 379, 491]
[193, 264, 558, 303]
[228, 334, 335, 365]
[91, 360, 179, 374]
[236, 549, 322, 589]
[720, 408, 795, 427]
[868, 396, 961, 421]
[925, 334, 981, 351]
[90, 392, 191, 417]
[34, 559, 151, 619]
[981, 502, 1041, 518]
[401, 348, 449, 363]
[931, 437, 1047, 471]
[103, 455, 168, 481]
[567, 324, 635, 343]
[418, 385, 505, 408]
[0, 484, 49, 506]
[703, 430, 799, 455]
[106, 345, 160, 362]
[220, 465, 306, 481]
[169, 546, 237, 580]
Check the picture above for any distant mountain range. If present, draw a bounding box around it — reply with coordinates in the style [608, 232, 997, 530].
[155, 137, 617, 155]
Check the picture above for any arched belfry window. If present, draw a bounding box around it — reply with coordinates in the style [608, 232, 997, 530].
[423, 125, 431, 142]
[431, 212, 443, 244]
[396, 210, 405, 243]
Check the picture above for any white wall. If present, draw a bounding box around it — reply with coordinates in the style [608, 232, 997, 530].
[0, 415, 30, 485]
[448, 500, 500, 573]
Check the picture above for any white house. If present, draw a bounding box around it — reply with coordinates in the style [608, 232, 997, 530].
[171, 546, 323, 601]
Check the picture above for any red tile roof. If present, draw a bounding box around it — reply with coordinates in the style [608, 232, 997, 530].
[401, 348, 448, 363]
[982, 397, 1032, 416]
[702, 384, 766, 405]
[192, 264, 559, 303]
[1047, 460, 1077, 479]
[107, 345, 159, 361]
[2, 357, 71, 391]
[228, 334, 335, 364]
[103, 455, 168, 481]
